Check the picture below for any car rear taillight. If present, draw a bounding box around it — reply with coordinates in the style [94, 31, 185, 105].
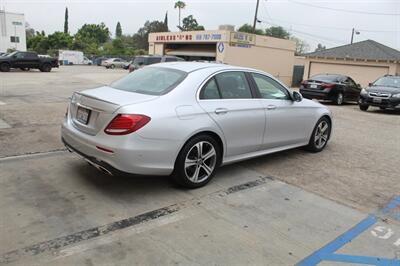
[104, 114, 150, 135]
[321, 83, 335, 89]
[301, 80, 308, 85]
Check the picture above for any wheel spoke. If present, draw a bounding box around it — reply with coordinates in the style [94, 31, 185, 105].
[195, 142, 203, 159]
[321, 135, 328, 142]
[202, 148, 216, 161]
[191, 165, 200, 182]
[320, 123, 328, 133]
[201, 164, 212, 176]
[185, 158, 197, 168]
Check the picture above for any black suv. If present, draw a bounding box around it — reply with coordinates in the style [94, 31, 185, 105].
[300, 74, 361, 105]
[359, 75, 400, 111]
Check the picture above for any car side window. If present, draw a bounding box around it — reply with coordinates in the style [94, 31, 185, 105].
[15, 53, 25, 59]
[251, 73, 290, 100]
[215, 72, 252, 99]
[200, 78, 221, 100]
[346, 78, 356, 87]
[165, 57, 177, 62]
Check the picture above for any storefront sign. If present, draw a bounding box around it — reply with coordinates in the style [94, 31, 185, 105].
[230, 32, 255, 45]
[154, 32, 223, 43]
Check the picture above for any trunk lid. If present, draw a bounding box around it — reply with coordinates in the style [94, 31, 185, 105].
[69, 86, 158, 135]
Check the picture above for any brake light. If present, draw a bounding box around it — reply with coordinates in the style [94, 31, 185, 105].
[321, 83, 335, 89]
[104, 114, 151, 135]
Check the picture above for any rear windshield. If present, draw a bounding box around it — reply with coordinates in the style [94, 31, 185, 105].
[110, 67, 187, 95]
[373, 76, 400, 88]
[310, 74, 341, 82]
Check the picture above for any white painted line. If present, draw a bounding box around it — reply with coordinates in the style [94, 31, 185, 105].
[0, 118, 11, 129]
[0, 101, 6, 105]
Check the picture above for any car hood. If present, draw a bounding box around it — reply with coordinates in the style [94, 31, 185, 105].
[366, 86, 400, 94]
[78, 86, 159, 107]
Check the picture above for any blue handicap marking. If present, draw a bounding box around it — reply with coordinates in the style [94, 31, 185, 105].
[296, 196, 400, 266]
[217, 42, 224, 53]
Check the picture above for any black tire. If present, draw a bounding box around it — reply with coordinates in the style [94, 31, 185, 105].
[334, 92, 344, 105]
[379, 107, 386, 110]
[359, 104, 369, 111]
[40, 64, 51, 72]
[110, 64, 115, 69]
[0, 63, 10, 72]
[172, 134, 221, 189]
[305, 117, 331, 153]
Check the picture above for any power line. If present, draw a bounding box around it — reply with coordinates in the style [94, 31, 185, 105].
[257, 18, 347, 45]
[288, 0, 400, 16]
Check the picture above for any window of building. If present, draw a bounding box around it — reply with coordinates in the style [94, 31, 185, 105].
[10, 36, 20, 43]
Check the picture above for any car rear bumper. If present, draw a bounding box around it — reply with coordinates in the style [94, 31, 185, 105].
[61, 119, 177, 176]
[359, 95, 400, 109]
[300, 89, 332, 100]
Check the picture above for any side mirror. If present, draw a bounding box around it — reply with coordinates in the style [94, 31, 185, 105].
[368, 82, 373, 87]
[292, 91, 303, 102]
[357, 83, 361, 87]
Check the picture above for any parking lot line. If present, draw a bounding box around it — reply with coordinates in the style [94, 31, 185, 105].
[296, 196, 400, 266]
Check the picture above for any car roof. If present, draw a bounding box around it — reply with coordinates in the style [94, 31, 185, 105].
[152, 62, 258, 73]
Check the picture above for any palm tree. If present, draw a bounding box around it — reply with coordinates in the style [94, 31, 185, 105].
[174, 1, 186, 29]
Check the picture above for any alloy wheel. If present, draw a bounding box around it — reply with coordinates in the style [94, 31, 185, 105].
[336, 93, 344, 105]
[184, 141, 217, 183]
[314, 120, 329, 149]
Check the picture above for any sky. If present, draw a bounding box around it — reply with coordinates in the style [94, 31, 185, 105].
[1, 0, 399, 52]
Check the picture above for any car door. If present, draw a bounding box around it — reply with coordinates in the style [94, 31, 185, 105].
[12, 52, 26, 68]
[345, 77, 361, 100]
[198, 71, 265, 157]
[249, 72, 312, 149]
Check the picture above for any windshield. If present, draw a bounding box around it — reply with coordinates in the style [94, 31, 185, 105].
[372, 76, 400, 88]
[110, 67, 187, 95]
[7, 51, 18, 57]
[310, 74, 341, 82]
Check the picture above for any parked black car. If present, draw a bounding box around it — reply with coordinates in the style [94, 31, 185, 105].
[300, 74, 361, 105]
[128, 55, 184, 72]
[359, 75, 400, 111]
[0, 51, 58, 72]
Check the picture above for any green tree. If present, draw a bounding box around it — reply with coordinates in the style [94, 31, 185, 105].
[116, 22, 122, 38]
[132, 20, 168, 50]
[174, 1, 186, 29]
[47, 31, 73, 49]
[179, 15, 204, 31]
[64, 7, 68, 33]
[237, 24, 263, 35]
[290, 36, 310, 55]
[75, 23, 110, 45]
[164, 11, 169, 31]
[27, 34, 50, 54]
[315, 43, 326, 52]
[265, 26, 290, 39]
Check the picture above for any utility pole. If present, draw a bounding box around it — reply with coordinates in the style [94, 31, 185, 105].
[351, 28, 360, 44]
[252, 0, 260, 33]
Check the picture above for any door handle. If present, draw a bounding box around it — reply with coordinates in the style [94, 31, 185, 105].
[214, 108, 228, 115]
[266, 105, 277, 110]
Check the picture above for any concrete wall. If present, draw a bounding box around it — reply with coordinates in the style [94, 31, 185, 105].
[303, 58, 399, 87]
[0, 11, 26, 52]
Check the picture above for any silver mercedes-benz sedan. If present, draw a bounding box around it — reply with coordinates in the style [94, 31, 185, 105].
[62, 62, 332, 188]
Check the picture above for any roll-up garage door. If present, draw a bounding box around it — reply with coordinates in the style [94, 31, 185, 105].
[309, 62, 389, 87]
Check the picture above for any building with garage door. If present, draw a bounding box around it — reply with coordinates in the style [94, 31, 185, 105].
[148, 27, 296, 86]
[303, 40, 400, 87]
[0, 10, 26, 53]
